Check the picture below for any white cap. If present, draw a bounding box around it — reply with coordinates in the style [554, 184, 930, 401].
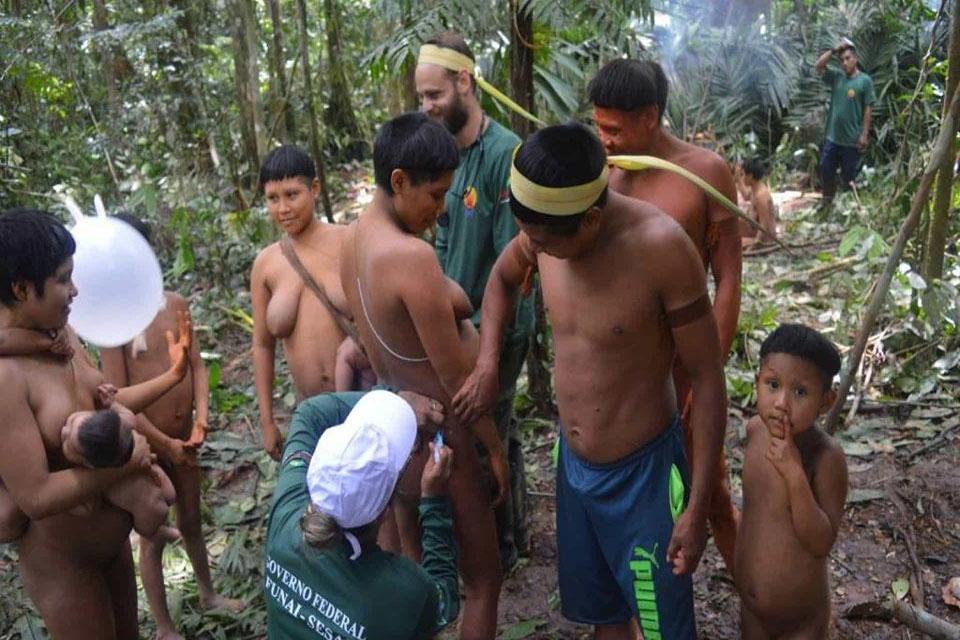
[306, 390, 417, 530]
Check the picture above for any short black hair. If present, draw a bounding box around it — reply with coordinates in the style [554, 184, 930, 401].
[112, 211, 152, 245]
[258, 145, 317, 192]
[373, 112, 459, 195]
[509, 122, 608, 235]
[588, 59, 669, 123]
[77, 410, 134, 468]
[424, 31, 477, 90]
[743, 158, 767, 180]
[0, 209, 76, 307]
[760, 324, 841, 390]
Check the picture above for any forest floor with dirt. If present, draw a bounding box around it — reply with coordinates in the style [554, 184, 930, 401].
[1, 189, 959, 639]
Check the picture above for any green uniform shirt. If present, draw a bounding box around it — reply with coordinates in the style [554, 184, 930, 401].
[435, 118, 535, 342]
[823, 67, 876, 147]
[265, 392, 459, 640]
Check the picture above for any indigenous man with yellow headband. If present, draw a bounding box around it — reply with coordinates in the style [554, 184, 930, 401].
[454, 123, 727, 639]
[415, 31, 535, 573]
[589, 58, 743, 573]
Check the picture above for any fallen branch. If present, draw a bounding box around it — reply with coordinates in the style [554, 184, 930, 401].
[825, 82, 960, 434]
[897, 525, 926, 607]
[909, 418, 960, 460]
[846, 599, 960, 639]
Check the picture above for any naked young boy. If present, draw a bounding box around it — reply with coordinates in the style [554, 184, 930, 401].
[735, 323, 848, 639]
[101, 214, 243, 640]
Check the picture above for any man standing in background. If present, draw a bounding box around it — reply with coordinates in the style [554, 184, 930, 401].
[815, 40, 876, 207]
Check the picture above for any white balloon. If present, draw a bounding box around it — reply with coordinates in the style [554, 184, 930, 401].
[69, 215, 165, 347]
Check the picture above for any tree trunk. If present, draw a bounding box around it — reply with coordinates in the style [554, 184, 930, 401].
[230, 0, 266, 182]
[924, 0, 960, 281]
[826, 82, 960, 433]
[402, 60, 419, 111]
[90, 0, 118, 115]
[266, 0, 295, 142]
[295, 0, 334, 222]
[509, 0, 552, 415]
[525, 289, 556, 418]
[322, 0, 364, 160]
[509, 0, 536, 140]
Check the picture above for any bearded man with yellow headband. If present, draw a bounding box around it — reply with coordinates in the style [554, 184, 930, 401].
[454, 123, 727, 640]
[415, 32, 535, 575]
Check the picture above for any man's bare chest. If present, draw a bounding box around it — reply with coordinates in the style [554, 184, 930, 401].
[540, 262, 665, 348]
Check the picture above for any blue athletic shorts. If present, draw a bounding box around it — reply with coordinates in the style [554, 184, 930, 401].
[556, 415, 695, 638]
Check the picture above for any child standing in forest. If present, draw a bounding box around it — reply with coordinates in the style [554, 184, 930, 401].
[735, 323, 848, 639]
[100, 214, 244, 640]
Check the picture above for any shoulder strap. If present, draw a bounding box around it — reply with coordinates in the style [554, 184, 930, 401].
[278, 236, 360, 343]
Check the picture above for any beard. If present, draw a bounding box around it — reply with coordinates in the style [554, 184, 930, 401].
[443, 93, 469, 135]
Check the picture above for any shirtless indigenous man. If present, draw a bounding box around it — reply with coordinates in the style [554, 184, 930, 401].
[252, 145, 352, 460]
[340, 112, 508, 640]
[454, 123, 727, 640]
[0, 209, 191, 640]
[589, 59, 743, 572]
[101, 214, 244, 640]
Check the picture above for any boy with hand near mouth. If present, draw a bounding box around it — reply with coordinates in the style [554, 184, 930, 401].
[735, 323, 848, 639]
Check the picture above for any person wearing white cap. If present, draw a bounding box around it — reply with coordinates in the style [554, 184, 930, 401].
[264, 389, 455, 639]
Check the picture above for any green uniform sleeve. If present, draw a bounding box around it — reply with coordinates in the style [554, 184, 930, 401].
[864, 76, 876, 106]
[822, 66, 839, 85]
[435, 220, 449, 270]
[411, 496, 460, 634]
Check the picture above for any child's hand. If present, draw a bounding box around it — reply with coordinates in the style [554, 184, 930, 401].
[263, 422, 284, 461]
[166, 310, 193, 380]
[766, 419, 803, 480]
[184, 420, 207, 449]
[49, 329, 74, 360]
[97, 383, 118, 408]
[165, 438, 198, 468]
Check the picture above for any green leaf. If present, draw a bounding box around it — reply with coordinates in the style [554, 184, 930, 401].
[208, 361, 222, 393]
[891, 577, 909, 600]
[847, 489, 884, 504]
[499, 618, 547, 640]
[838, 226, 866, 257]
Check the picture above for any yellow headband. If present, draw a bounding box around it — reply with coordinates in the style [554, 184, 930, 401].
[510, 149, 610, 216]
[418, 44, 474, 74]
[417, 44, 546, 127]
[509, 153, 750, 222]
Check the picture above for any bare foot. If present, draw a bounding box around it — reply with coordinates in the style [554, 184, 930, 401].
[156, 629, 185, 640]
[153, 525, 182, 544]
[199, 593, 246, 613]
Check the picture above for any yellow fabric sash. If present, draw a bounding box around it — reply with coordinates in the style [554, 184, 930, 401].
[417, 44, 546, 127]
